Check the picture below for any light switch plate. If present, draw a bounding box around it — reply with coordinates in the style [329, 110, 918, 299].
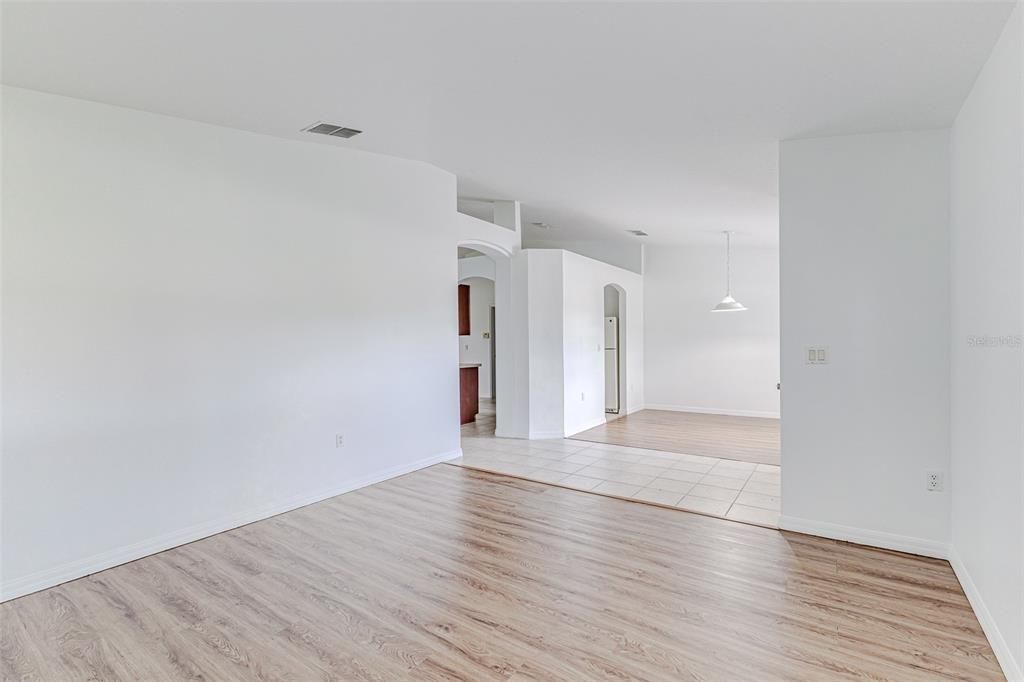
[806, 346, 829, 364]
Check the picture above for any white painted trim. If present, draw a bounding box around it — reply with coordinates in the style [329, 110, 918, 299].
[644, 403, 780, 419]
[948, 547, 1023, 682]
[625, 403, 645, 416]
[567, 416, 608, 438]
[778, 515, 948, 559]
[779, 519, 1018, 677]
[0, 448, 461, 603]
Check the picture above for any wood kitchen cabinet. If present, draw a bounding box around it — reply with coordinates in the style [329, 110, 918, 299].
[458, 284, 470, 335]
[460, 365, 479, 425]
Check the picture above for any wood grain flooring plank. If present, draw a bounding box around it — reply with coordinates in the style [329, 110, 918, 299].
[314, 472, 996, 681]
[0, 464, 1003, 681]
[572, 409, 781, 465]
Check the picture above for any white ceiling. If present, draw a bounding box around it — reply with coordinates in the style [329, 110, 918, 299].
[2, 1, 1014, 246]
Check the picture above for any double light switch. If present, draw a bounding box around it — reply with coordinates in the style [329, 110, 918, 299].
[806, 347, 828, 364]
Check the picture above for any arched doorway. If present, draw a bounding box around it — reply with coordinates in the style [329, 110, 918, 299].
[456, 240, 520, 439]
[457, 257, 496, 433]
[603, 283, 627, 418]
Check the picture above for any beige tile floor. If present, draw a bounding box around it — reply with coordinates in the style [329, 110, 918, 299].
[450, 427, 781, 528]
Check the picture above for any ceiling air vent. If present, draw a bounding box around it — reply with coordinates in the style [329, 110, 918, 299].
[627, 229, 649, 237]
[302, 122, 363, 139]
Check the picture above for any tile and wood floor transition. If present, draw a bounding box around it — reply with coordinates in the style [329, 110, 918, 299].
[0, 465, 1004, 681]
[574, 409, 781, 466]
[454, 433, 781, 528]
[457, 403, 781, 528]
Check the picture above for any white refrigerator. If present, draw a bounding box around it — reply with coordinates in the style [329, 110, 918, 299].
[604, 317, 619, 413]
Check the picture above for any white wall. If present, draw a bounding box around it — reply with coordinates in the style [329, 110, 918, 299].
[561, 254, 605, 435]
[457, 210, 520, 255]
[457, 276, 495, 398]
[644, 244, 780, 418]
[779, 129, 952, 557]
[949, 5, 1023, 679]
[457, 254, 495, 281]
[503, 251, 532, 438]
[523, 237, 645, 274]
[523, 250, 566, 438]
[562, 251, 644, 436]
[1, 87, 461, 600]
[521, 249, 644, 438]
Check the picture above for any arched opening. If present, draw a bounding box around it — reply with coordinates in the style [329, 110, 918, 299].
[603, 283, 627, 419]
[456, 240, 516, 441]
[457, 250, 496, 435]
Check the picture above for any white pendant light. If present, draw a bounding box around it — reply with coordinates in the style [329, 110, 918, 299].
[711, 230, 747, 312]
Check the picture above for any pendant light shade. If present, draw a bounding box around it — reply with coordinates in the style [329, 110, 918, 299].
[712, 295, 747, 312]
[711, 231, 747, 312]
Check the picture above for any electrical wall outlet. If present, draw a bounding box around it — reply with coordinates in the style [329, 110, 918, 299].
[926, 470, 944, 491]
[336, 434, 345, 448]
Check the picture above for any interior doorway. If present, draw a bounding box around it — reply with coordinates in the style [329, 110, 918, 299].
[450, 269, 780, 529]
[603, 284, 627, 420]
[457, 247, 496, 437]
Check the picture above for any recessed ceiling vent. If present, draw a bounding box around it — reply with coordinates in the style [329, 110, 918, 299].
[302, 122, 362, 139]
[627, 229, 649, 237]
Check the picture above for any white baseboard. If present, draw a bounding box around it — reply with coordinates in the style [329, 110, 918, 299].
[781, 517, 1019, 679]
[567, 416, 609, 437]
[0, 448, 461, 603]
[645, 403, 780, 419]
[948, 547, 1023, 682]
[778, 515, 948, 559]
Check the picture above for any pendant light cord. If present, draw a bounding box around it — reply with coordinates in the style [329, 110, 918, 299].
[725, 231, 732, 296]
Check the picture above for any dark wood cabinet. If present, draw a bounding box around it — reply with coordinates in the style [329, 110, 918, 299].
[460, 366, 479, 425]
[458, 284, 470, 335]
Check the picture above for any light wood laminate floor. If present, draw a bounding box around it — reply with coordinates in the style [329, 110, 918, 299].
[573, 409, 781, 466]
[0, 465, 1002, 681]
